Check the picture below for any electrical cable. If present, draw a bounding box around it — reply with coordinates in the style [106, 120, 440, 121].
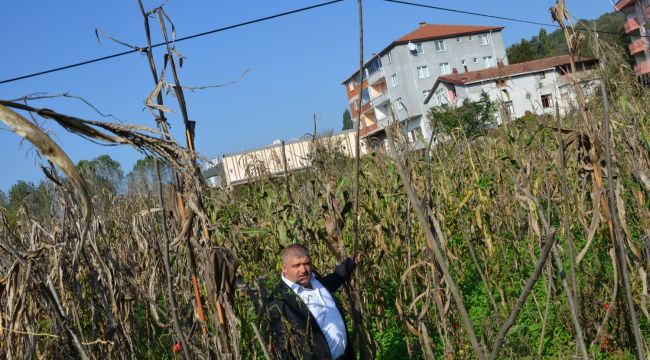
[0, 0, 344, 85]
[384, 0, 649, 39]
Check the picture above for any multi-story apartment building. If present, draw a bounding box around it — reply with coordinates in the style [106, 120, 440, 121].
[342, 23, 507, 146]
[615, 0, 650, 78]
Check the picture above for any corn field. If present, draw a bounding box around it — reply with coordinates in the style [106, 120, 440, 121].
[1, 0, 650, 359]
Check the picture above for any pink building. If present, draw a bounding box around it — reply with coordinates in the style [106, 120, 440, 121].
[615, 0, 650, 77]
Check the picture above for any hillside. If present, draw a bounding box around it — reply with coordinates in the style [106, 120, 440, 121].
[507, 11, 628, 63]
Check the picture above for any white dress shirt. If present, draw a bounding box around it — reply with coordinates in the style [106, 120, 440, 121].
[282, 272, 347, 359]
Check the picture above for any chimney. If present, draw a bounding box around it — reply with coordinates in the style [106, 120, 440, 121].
[419, 21, 427, 27]
[452, 68, 458, 74]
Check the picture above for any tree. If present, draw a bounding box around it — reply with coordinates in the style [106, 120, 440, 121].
[342, 109, 353, 131]
[77, 154, 124, 214]
[537, 28, 551, 57]
[0, 189, 5, 208]
[77, 155, 124, 194]
[6, 180, 36, 222]
[506, 11, 627, 63]
[507, 39, 537, 64]
[427, 91, 496, 138]
[127, 156, 172, 196]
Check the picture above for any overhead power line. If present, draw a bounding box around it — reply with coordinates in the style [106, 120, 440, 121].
[0, 0, 344, 85]
[384, 0, 648, 39]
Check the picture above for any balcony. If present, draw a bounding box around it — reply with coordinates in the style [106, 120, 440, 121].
[359, 122, 379, 138]
[359, 101, 372, 114]
[624, 18, 640, 34]
[367, 68, 385, 85]
[634, 60, 650, 76]
[629, 38, 646, 55]
[615, 0, 635, 11]
[370, 91, 389, 107]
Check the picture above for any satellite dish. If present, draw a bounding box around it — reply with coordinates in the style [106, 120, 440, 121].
[407, 42, 417, 51]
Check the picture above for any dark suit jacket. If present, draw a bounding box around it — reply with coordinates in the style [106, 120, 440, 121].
[267, 258, 356, 360]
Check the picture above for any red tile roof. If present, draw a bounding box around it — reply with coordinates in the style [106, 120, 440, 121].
[438, 55, 596, 85]
[425, 55, 598, 104]
[393, 23, 504, 45]
[614, 0, 635, 11]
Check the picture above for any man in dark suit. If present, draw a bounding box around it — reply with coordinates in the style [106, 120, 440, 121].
[267, 244, 358, 360]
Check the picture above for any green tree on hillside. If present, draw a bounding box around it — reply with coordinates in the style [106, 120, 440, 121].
[507, 11, 628, 64]
[342, 109, 353, 130]
[537, 28, 551, 57]
[507, 39, 537, 64]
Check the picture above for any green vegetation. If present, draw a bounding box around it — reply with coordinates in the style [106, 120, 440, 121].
[427, 91, 497, 138]
[343, 108, 354, 131]
[1, 8, 649, 360]
[506, 12, 628, 63]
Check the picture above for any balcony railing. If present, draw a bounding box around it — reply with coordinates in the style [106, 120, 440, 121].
[367, 68, 385, 85]
[615, 0, 635, 11]
[370, 91, 389, 107]
[624, 18, 640, 34]
[629, 38, 646, 55]
[634, 60, 650, 76]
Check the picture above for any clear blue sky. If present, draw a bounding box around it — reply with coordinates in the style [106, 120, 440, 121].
[0, 0, 614, 193]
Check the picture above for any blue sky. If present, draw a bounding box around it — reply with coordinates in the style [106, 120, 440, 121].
[0, 0, 614, 192]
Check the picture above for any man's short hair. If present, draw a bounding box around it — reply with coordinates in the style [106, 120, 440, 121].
[282, 244, 310, 264]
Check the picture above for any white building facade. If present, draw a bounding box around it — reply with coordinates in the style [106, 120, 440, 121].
[425, 55, 599, 121]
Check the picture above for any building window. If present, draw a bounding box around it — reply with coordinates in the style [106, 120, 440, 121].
[417, 65, 430, 78]
[541, 94, 553, 108]
[456, 38, 461, 43]
[461, 59, 466, 65]
[390, 74, 399, 87]
[539, 72, 546, 80]
[483, 56, 493, 68]
[473, 57, 478, 63]
[496, 79, 506, 87]
[361, 88, 370, 104]
[479, 34, 490, 45]
[439, 62, 451, 75]
[434, 40, 446, 51]
[348, 81, 354, 91]
[395, 98, 404, 110]
[386, 51, 393, 63]
[433, 88, 446, 106]
[422, 89, 431, 99]
[504, 101, 514, 116]
[468, 36, 473, 40]
[408, 127, 423, 143]
[415, 43, 424, 54]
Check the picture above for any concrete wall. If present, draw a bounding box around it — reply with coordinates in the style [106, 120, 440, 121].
[219, 130, 367, 186]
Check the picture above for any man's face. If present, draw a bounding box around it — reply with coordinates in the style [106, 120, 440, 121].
[282, 255, 312, 288]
